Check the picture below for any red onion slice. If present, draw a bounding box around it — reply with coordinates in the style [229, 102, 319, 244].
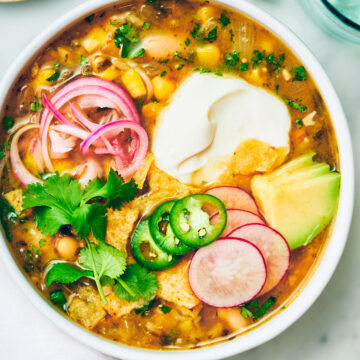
[81, 120, 148, 178]
[10, 124, 43, 185]
[69, 103, 101, 132]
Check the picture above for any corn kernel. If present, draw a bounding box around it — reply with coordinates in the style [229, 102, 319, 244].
[196, 44, 220, 66]
[97, 65, 121, 81]
[53, 159, 76, 174]
[121, 69, 147, 98]
[31, 67, 56, 88]
[81, 27, 108, 53]
[197, 6, 217, 22]
[152, 76, 175, 101]
[57, 46, 73, 65]
[91, 55, 111, 73]
[142, 102, 162, 120]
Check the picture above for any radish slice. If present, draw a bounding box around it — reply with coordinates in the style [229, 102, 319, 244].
[227, 224, 290, 296]
[205, 186, 259, 215]
[211, 209, 265, 236]
[188, 238, 267, 307]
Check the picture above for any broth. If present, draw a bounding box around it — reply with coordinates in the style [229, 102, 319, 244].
[0, 0, 339, 350]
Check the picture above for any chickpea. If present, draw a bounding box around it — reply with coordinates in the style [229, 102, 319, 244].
[56, 236, 79, 260]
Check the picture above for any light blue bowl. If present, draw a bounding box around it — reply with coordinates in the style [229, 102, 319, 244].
[301, 0, 360, 44]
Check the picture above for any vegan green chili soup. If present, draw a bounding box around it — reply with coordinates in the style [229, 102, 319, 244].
[0, 0, 340, 350]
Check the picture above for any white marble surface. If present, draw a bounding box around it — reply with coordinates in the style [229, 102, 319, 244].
[0, 0, 359, 359]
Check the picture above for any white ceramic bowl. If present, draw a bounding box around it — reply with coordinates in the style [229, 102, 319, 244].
[0, 1, 354, 359]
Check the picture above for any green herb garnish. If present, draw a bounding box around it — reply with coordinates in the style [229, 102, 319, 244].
[22, 169, 138, 241]
[295, 118, 304, 128]
[253, 297, 277, 320]
[159, 304, 172, 314]
[30, 101, 43, 113]
[52, 61, 60, 70]
[204, 26, 217, 43]
[240, 306, 253, 319]
[113, 264, 159, 302]
[46, 71, 60, 82]
[185, 38, 191, 46]
[114, 23, 145, 59]
[224, 51, 239, 67]
[229, 29, 234, 42]
[285, 98, 307, 113]
[191, 23, 203, 39]
[80, 55, 89, 67]
[251, 50, 265, 68]
[292, 66, 307, 81]
[193, 67, 222, 76]
[3, 116, 14, 130]
[239, 62, 249, 72]
[266, 53, 285, 74]
[219, 10, 230, 27]
[135, 298, 156, 315]
[160, 70, 167, 77]
[50, 289, 67, 311]
[174, 51, 193, 63]
[142, 22, 151, 30]
[85, 14, 95, 23]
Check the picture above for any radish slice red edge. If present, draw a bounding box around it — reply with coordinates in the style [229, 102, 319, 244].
[188, 238, 267, 308]
[227, 223, 290, 296]
[211, 208, 265, 237]
[205, 186, 260, 215]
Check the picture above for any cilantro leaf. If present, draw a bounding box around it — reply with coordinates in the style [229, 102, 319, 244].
[113, 264, 159, 302]
[3, 116, 14, 130]
[251, 50, 265, 68]
[265, 53, 285, 74]
[295, 118, 304, 128]
[72, 203, 107, 241]
[80, 55, 89, 67]
[204, 26, 217, 43]
[46, 71, 60, 82]
[159, 305, 171, 313]
[114, 23, 145, 59]
[191, 23, 203, 39]
[292, 66, 307, 81]
[46, 262, 92, 286]
[30, 101, 43, 113]
[224, 51, 239, 67]
[239, 62, 249, 72]
[285, 98, 307, 113]
[79, 242, 126, 279]
[82, 169, 138, 210]
[34, 206, 72, 235]
[253, 296, 277, 320]
[240, 306, 253, 319]
[219, 11, 230, 27]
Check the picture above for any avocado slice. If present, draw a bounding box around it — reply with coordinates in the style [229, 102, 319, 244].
[251, 153, 340, 249]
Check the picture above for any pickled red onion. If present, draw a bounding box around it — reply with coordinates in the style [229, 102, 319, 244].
[81, 120, 148, 178]
[10, 124, 43, 185]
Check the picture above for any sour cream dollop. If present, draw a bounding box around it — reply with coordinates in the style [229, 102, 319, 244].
[152, 73, 291, 185]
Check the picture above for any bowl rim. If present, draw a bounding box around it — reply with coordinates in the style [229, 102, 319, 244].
[0, 0, 354, 359]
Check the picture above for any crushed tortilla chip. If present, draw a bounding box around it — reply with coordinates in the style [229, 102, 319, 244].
[68, 286, 106, 329]
[132, 153, 154, 189]
[157, 254, 200, 309]
[231, 139, 288, 176]
[106, 206, 140, 253]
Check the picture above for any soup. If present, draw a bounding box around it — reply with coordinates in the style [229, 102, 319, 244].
[0, 0, 340, 350]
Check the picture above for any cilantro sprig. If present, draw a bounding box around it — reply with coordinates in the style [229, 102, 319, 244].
[22, 169, 137, 242]
[46, 243, 158, 305]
